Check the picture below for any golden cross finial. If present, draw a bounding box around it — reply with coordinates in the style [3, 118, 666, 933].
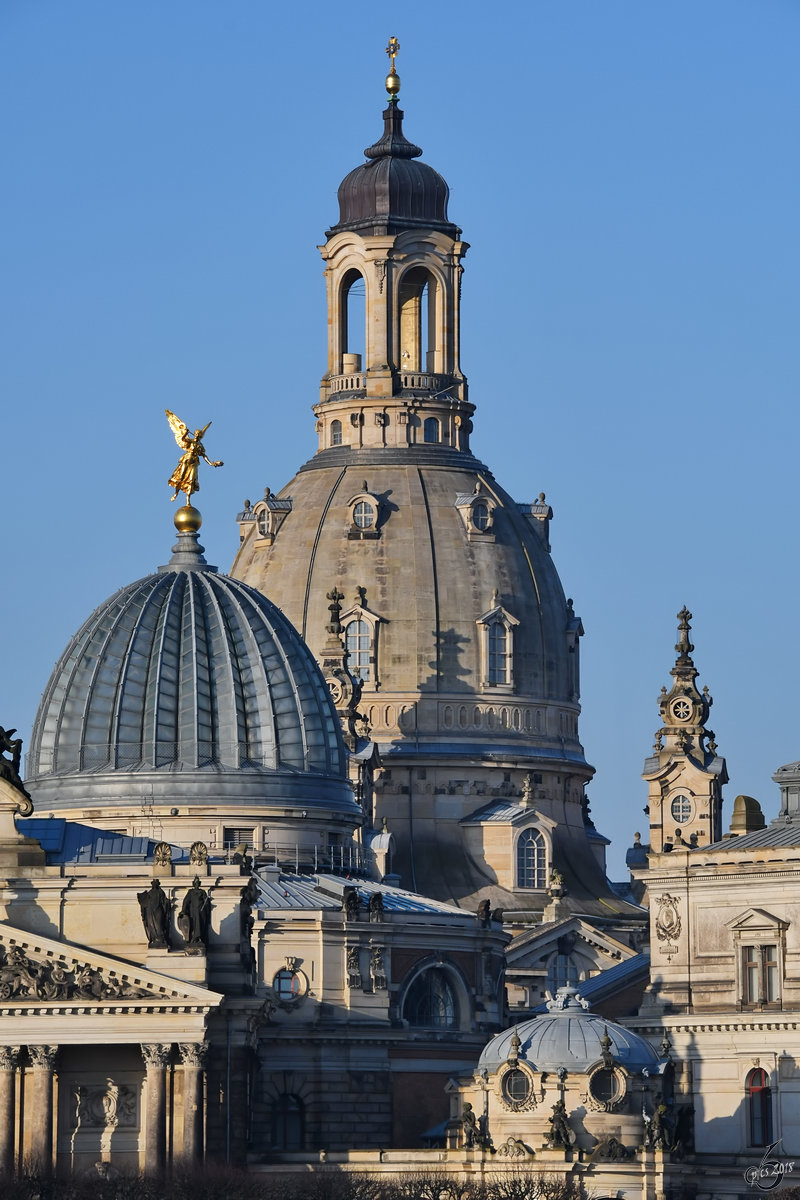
[385, 36, 399, 70]
[384, 36, 401, 97]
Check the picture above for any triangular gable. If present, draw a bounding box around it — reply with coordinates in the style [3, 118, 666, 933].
[725, 907, 788, 934]
[461, 801, 557, 832]
[506, 915, 636, 971]
[0, 922, 223, 1010]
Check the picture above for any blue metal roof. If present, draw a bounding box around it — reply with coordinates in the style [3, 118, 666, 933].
[16, 818, 185, 864]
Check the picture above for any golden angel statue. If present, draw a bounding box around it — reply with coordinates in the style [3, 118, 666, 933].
[165, 410, 224, 504]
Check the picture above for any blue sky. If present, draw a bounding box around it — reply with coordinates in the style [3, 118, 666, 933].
[1, 2, 798, 876]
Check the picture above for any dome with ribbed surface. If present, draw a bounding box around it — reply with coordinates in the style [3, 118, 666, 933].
[332, 100, 458, 236]
[478, 989, 661, 1075]
[26, 528, 356, 824]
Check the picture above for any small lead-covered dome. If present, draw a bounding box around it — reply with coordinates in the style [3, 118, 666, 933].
[332, 101, 458, 236]
[26, 518, 357, 824]
[478, 988, 661, 1075]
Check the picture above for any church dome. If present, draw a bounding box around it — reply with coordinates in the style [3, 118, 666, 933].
[26, 519, 357, 825]
[478, 988, 661, 1075]
[331, 101, 458, 236]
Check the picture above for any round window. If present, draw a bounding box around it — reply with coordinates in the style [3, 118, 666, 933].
[353, 501, 375, 529]
[502, 1068, 531, 1107]
[670, 794, 692, 824]
[273, 969, 303, 1001]
[671, 698, 692, 722]
[589, 1068, 620, 1104]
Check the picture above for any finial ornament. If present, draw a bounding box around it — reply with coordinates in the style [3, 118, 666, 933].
[385, 36, 401, 97]
[165, 410, 224, 506]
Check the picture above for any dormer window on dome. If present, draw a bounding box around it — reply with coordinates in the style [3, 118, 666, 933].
[347, 485, 382, 540]
[477, 596, 519, 692]
[456, 484, 497, 539]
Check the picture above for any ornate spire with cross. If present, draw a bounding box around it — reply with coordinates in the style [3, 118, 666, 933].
[385, 36, 401, 97]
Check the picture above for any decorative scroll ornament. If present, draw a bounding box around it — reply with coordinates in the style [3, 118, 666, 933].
[153, 842, 172, 866]
[0, 942, 150, 1003]
[70, 1083, 137, 1129]
[496, 1136, 532, 1159]
[655, 894, 682, 942]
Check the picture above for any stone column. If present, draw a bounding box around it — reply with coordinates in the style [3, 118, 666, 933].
[141, 1043, 171, 1176]
[179, 1043, 208, 1163]
[27, 1045, 58, 1175]
[0, 1046, 20, 1176]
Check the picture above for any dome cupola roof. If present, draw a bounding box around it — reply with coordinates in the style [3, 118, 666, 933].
[26, 512, 356, 821]
[478, 988, 662, 1075]
[331, 99, 458, 237]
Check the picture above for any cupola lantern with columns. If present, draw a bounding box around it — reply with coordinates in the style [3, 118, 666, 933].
[315, 39, 472, 455]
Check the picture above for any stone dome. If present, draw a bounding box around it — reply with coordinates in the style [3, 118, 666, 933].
[26, 521, 358, 825]
[478, 988, 661, 1075]
[331, 101, 458, 236]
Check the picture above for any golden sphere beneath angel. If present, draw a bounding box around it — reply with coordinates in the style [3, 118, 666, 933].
[174, 505, 202, 534]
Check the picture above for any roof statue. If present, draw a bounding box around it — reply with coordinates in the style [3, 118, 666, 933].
[165, 409, 223, 505]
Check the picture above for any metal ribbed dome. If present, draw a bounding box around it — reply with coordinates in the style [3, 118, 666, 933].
[26, 532, 356, 821]
[478, 989, 661, 1075]
[332, 101, 458, 236]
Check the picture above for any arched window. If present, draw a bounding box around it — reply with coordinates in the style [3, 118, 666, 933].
[346, 619, 371, 681]
[488, 623, 508, 685]
[270, 1094, 304, 1151]
[403, 968, 458, 1029]
[546, 952, 580, 992]
[330, 419, 342, 447]
[747, 1068, 773, 1146]
[424, 417, 440, 444]
[517, 828, 546, 889]
[472, 500, 490, 531]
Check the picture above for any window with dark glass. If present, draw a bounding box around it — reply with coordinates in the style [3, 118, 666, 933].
[488, 623, 508, 685]
[743, 945, 779, 1006]
[747, 1068, 773, 1146]
[589, 1069, 620, 1104]
[345, 619, 371, 680]
[502, 1069, 531, 1106]
[546, 952, 580, 992]
[403, 968, 458, 1028]
[423, 416, 440, 443]
[472, 500, 490, 531]
[330, 419, 342, 446]
[517, 828, 546, 889]
[271, 1094, 304, 1151]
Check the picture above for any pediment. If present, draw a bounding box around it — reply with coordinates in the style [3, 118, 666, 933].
[0, 923, 223, 1010]
[506, 916, 635, 970]
[725, 907, 788, 934]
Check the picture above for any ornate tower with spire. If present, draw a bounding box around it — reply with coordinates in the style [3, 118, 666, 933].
[642, 607, 728, 853]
